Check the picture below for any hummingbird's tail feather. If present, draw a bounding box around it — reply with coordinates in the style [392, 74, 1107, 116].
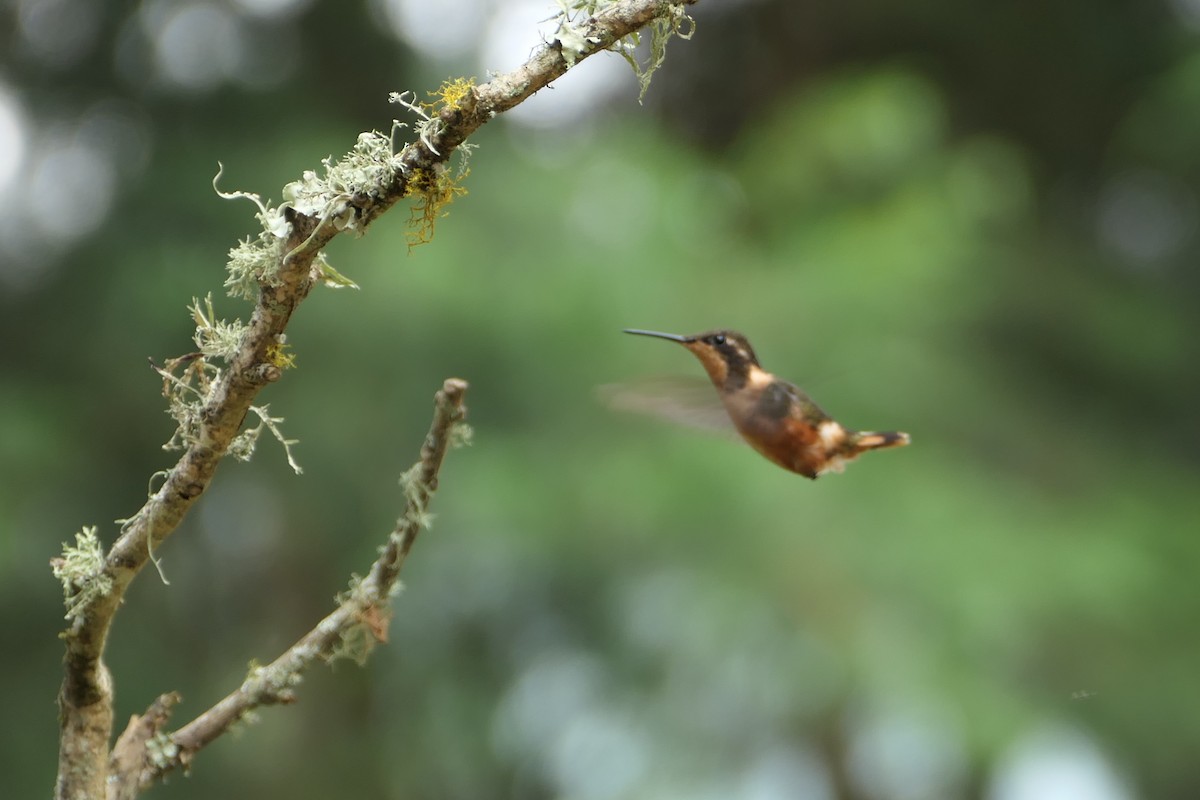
[853, 430, 911, 451]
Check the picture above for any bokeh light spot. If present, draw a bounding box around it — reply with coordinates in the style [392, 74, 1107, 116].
[17, 0, 102, 67]
[150, 2, 246, 91]
[0, 84, 28, 195]
[989, 726, 1133, 800]
[375, 0, 488, 59]
[1097, 170, 1196, 268]
[29, 142, 117, 242]
[231, 0, 313, 19]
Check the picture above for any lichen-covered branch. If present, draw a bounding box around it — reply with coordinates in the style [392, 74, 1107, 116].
[53, 3, 698, 798]
[106, 379, 469, 796]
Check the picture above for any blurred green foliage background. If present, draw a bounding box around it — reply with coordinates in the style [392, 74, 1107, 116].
[2, 1, 1199, 798]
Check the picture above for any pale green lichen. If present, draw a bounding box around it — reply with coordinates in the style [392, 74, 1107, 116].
[224, 233, 282, 301]
[555, 22, 601, 67]
[218, 140, 386, 301]
[551, 0, 603, 67]
[552, 0, 695, 101]
[327, 613, 381, 666]
[449, 421, 475, 450]
[614, 3, 695, 101]
[145, 733, 179, 769]
[243, 660, 303, 701]
[214, 163, 287, 300]
[391, 90, 443, 156]
[281, 130, 401, 239]
[189, 293, 246, 363]
[52, 526, 112, 621]
[229, 404, 302, 474]
[398, 464, 435, 530]
[154, 353, 221, 454]
[155, 337, 301, 471]
[157, 289, 299, 470]
[327, 575, 392, 666]
[313, 252, 360, 290]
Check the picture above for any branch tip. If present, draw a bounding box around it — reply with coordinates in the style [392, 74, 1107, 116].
[442, 377, 469, 399]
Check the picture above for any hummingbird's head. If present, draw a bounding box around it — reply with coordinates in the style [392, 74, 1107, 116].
[623, 329, 760, 392]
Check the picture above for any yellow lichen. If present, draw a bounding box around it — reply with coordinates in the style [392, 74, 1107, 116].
[394, 77, 477, 249]
[265, 341, 296, 370]
[426, 77, 476, 112]
[405, 165, 470, 249]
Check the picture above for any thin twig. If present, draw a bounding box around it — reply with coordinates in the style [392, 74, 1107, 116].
[109, 379, 468, 795]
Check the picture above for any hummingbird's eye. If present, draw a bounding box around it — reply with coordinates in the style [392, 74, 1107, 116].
[712, 334, 726, 346]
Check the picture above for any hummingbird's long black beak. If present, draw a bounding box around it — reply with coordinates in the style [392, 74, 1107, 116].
[623, 328, 690, 343]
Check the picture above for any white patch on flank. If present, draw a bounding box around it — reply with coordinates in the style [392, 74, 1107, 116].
[818, 420, 844, 450]
[818, 455, 847, 476]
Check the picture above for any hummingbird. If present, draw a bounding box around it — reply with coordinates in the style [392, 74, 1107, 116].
[621, 329, 910, 479]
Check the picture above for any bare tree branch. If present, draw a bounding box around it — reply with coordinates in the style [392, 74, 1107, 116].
[54, 3, 698, 798]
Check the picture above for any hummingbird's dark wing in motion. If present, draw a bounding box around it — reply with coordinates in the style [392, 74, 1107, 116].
[597, 376, 741, 439]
